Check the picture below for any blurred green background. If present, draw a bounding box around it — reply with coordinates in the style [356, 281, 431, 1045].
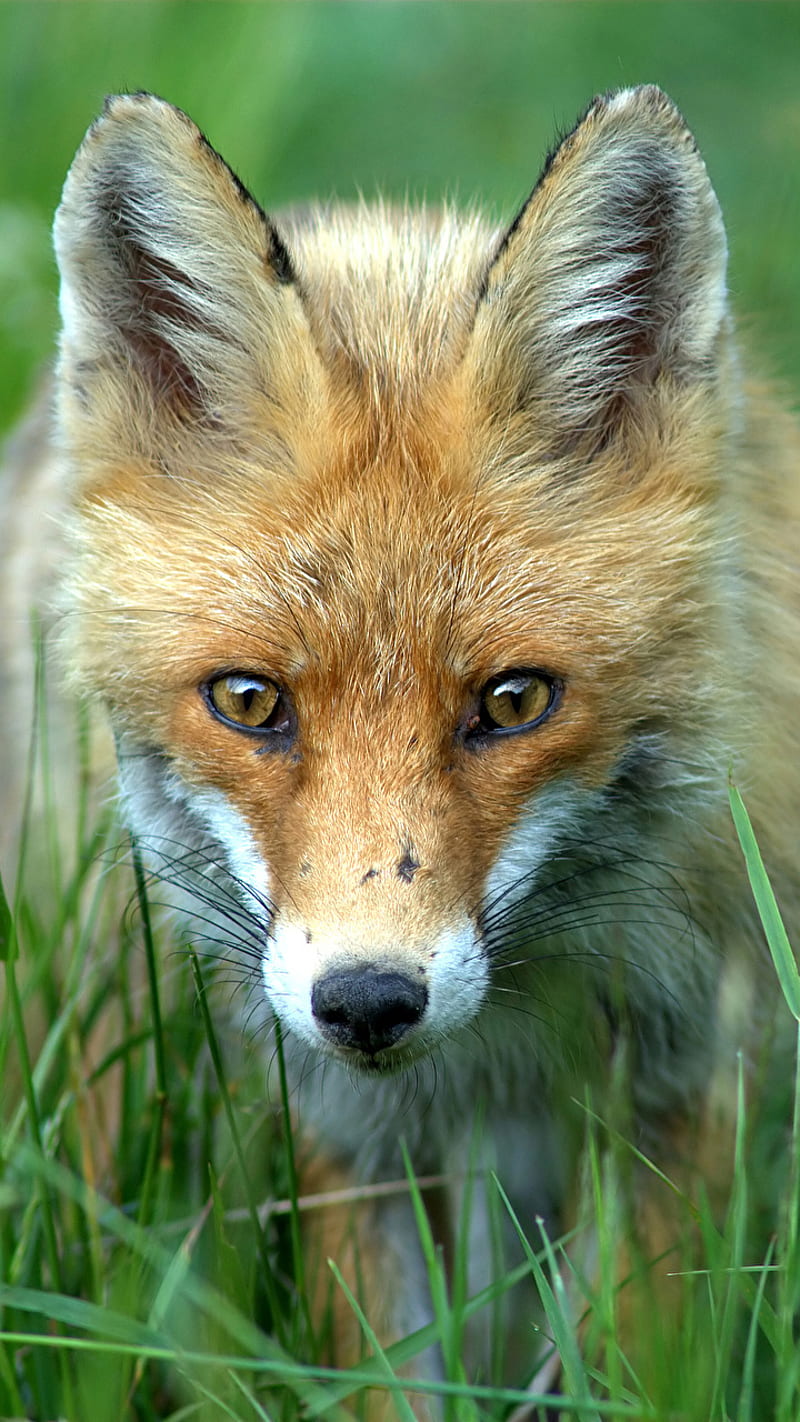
[1, 1, 799, 434]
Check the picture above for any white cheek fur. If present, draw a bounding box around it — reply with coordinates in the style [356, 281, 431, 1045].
[261, 921, 319, 1046]
[483, 779, 595, 916]
[186, 786, 273, 909]
[424, 920, 489, 1041]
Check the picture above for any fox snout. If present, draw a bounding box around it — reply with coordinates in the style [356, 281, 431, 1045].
[311, 965, 429, 1056]
[263, 903, 488, 1068]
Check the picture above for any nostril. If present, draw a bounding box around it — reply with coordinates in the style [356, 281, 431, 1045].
[311, 967, 428, 1054]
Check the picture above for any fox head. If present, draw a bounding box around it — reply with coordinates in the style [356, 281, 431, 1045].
[53, 88, 733, 1072]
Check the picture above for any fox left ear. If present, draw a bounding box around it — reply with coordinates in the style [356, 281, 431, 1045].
[468, 86, 728, 449]
[54, 93, 321, 463]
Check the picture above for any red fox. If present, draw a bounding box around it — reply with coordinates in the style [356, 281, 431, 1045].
[3, 85, 799, 1415]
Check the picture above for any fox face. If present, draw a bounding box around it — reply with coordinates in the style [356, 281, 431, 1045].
[54, 88, 733, 1077]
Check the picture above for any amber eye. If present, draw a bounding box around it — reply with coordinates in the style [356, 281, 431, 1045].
[476, 671, 559, 735]
[205, 674, 285, 731]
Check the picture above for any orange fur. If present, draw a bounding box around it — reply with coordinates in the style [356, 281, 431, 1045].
[2, 86, 798, 1413]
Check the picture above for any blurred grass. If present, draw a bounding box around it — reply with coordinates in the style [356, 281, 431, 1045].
[1, 1, 800, 429]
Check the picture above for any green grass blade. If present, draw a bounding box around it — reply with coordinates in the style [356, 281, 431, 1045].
[272, 1019, 314, 1346]
[131, 838, 168, 1099]
[736, 1238, 775, 1422]
[399, 1138, 471, 1413]
[326, 1259, 419, 1422]
[729, 780, 800, 1020]
[492, 1176, 601, 1421]
[0, 872, 11, 962]
[0, 1284, 169, 1349]
[308, 1253, 539, 1413]
[188, 950, 286, 1342]
[708, 1054, 748, 1415]
[7, 1145, 349, 1418]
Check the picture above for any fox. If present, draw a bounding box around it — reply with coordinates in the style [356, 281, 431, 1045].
[2, 84, 800, 1416]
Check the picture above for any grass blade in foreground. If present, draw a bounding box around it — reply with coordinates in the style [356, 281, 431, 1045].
[0, 872, 11, 962]
[730, 779, 800, 1422]
[729, 779, 800, 1021]
[492, 1177, 602, 1422]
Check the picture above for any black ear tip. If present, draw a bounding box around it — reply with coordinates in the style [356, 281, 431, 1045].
[267, 225, 295, 285]
[100, 91, 159, 120]
[103, 90, 157, 111]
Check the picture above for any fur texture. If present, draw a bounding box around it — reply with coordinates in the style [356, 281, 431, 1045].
[3, 86, 799, 1414]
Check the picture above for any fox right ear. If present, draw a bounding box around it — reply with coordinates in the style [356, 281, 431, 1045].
[55, 94, 319, 457]
[467, 86, 728, 454]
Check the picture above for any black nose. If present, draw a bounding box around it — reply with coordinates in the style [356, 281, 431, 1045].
[311, 967, 428, 1054]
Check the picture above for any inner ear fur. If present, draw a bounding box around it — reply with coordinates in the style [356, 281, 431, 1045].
[468, 86, 728, 451]
[54, 93, 316, 438]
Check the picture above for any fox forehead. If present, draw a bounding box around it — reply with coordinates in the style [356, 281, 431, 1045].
[71, 425, 701, 713]
[275, 202, 495, 395]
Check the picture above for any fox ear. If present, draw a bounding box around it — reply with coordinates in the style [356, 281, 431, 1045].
[55, 93, 315, 447]
[469, 86, 728, 449]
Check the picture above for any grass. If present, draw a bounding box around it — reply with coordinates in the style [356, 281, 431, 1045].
[1, 715, 800, 1419]
[2, 5, 800, 1418]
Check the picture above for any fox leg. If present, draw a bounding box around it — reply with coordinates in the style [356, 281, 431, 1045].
[296, 1145, 443, 1421]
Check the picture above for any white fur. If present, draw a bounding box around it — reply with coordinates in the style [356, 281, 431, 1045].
[483, 777, 594, 914]
[187, 785, 273, 908]
[424, 919, 489, 1041]
[261, 919, 317, 1044]
[264, 913, 489, 1059]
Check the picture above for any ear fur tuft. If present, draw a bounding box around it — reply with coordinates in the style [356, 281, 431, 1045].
[54, 93, 308, 432]
[470, 85, 728, 450]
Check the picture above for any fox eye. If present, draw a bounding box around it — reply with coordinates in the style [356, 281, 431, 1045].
[472, 671, 560, 737]
[204, 673, 290, 734]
